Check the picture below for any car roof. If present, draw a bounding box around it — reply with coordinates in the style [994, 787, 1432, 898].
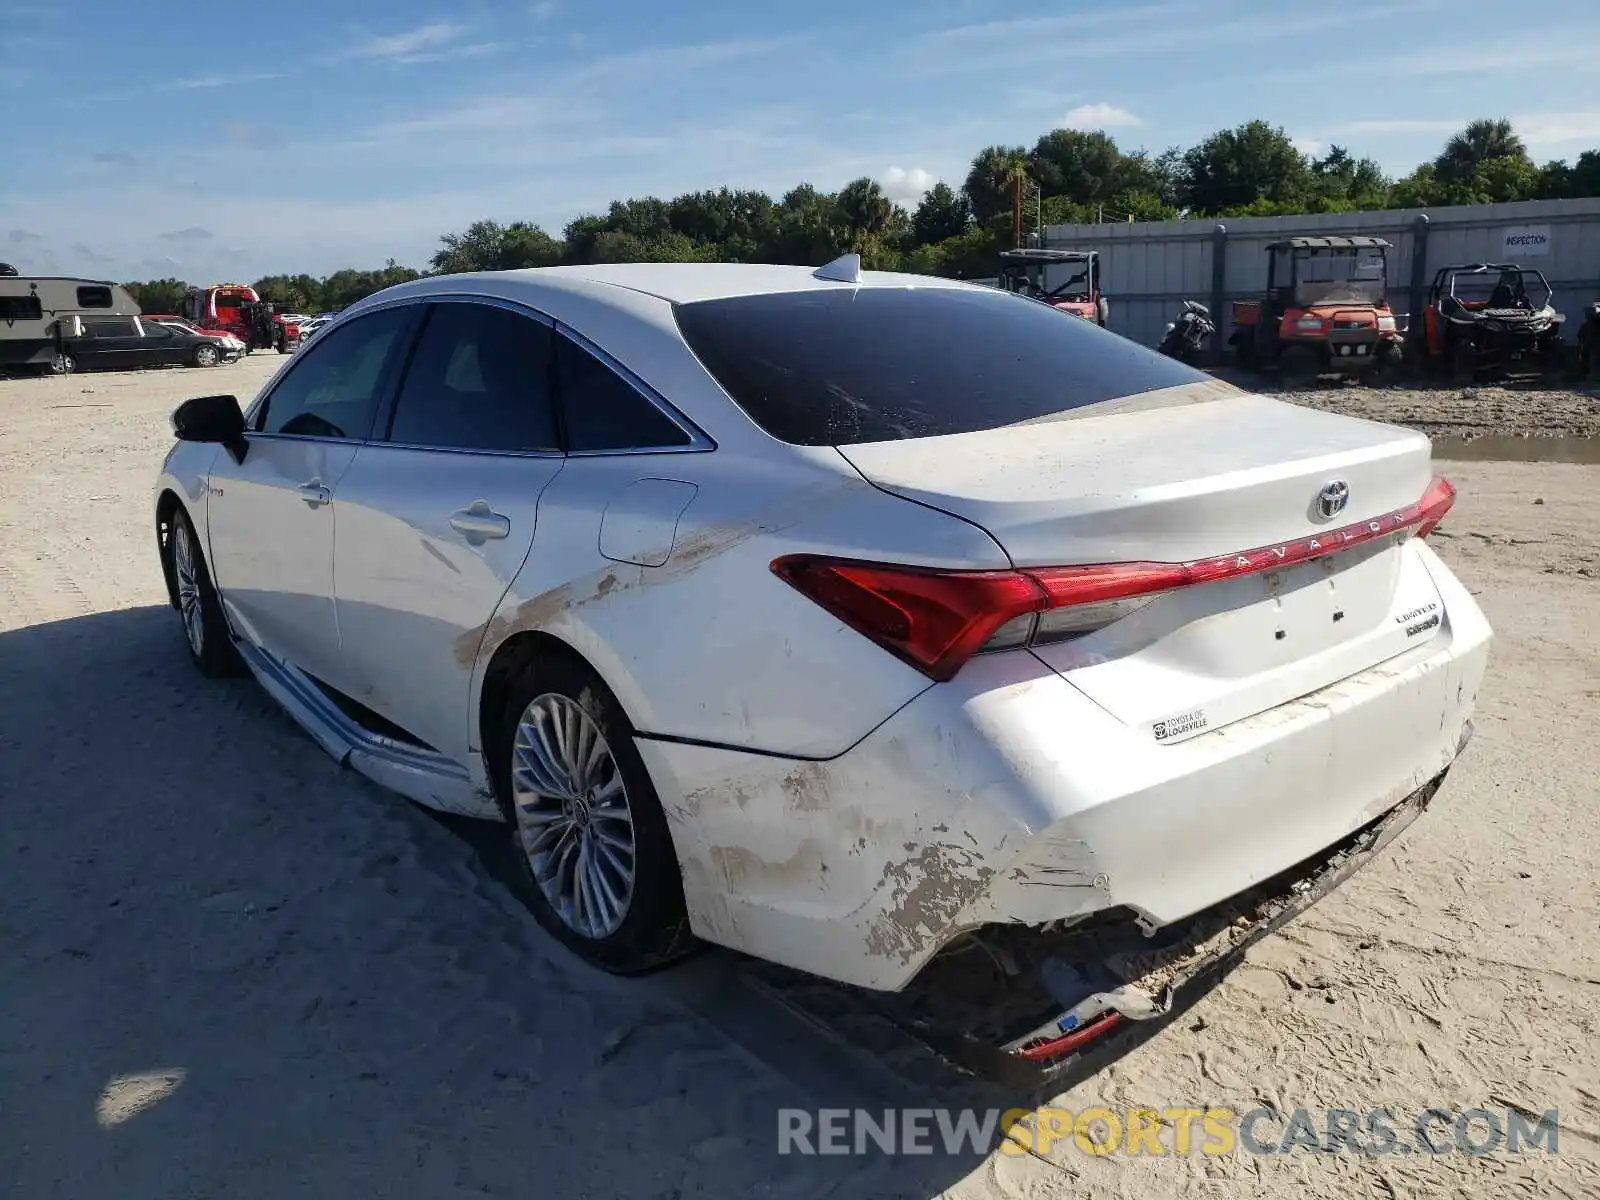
[432, 262, 984, 306]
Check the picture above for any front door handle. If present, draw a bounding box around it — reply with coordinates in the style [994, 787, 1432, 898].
[297, 480, 332, 507]
[449, 500, 511, 542]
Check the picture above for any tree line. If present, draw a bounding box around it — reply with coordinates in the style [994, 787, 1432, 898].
[122, 117, 1599, 315]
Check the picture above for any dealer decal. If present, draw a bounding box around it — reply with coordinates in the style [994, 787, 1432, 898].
[1153, 709, 1209, 741]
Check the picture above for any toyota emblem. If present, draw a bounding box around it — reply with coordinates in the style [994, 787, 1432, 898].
[1316, 480, 1350, 521]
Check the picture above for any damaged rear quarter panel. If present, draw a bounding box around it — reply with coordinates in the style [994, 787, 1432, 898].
[466, 444, 1010, 761]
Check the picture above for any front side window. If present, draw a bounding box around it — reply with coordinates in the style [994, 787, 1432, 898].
[554, 333, 691, 452]
[256, 306, 411, 439]
[385, 302, 559, 453]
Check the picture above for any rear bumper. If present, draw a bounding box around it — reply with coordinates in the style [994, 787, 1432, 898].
[640, 542, 1491, 991]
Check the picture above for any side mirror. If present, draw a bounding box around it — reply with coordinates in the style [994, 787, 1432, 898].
[172, 394, 248, 463]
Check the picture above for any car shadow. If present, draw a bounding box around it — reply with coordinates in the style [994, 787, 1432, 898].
[4, 605, 1114, 1197]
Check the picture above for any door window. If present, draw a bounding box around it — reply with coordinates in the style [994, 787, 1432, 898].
[384, 302, 560, 453]
[255, 306, 412, 440]
[554, 333, 692, 452]
[82, 316, 138, 338]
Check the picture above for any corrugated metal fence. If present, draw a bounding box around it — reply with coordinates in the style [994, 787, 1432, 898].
[1041, 197, 1600, 355]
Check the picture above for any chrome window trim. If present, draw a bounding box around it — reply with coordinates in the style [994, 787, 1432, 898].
[358, 441, 565, 462]
[244, 288, 718, 458]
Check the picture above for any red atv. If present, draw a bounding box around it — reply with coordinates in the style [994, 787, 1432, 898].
[1229, 236, 1401, 382]
[996, 249, 1109, 326]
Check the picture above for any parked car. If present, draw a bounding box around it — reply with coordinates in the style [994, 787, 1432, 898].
[142, 315, 246, 361]
[55, 313, 233, 373]
[153, 260, 1489, 1068]
[294, 315, 335, 345]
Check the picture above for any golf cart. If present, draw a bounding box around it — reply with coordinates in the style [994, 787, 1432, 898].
[1417, 263, 1566, 384]
[996, 249, 1108, 325]
[1228, 236, 1401, 381]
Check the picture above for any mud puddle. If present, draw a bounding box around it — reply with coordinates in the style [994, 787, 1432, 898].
[1432, 435, 1600, 464]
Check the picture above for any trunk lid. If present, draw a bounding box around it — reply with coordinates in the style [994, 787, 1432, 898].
[836, 388, 1445, 740]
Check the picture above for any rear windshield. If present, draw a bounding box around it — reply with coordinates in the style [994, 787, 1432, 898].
[672, 285, 1206, 446]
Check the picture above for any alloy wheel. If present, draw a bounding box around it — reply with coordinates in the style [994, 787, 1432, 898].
[510, 693, 637, 940]
[172, 522, 205, 657]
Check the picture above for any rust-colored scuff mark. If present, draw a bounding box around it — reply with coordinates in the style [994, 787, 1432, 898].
[780, 763, 832, 813]
[709, 840, 827, 896]
[864, 842, 996, 964]
[452, 481, 861, 669]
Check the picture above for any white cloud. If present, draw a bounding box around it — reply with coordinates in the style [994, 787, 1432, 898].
[881, 165, 935, 207]
[1329, 112, 1600, 149]
[1059, 103, 1143, 131]
[1331, 119, 1463, 137]
[530, 0, 559, 19]
[1515, 111, 1600, 147]
[172, 70, 286, 90]
[1292, 136, 1324, 158]
[353, 22, 468, 61]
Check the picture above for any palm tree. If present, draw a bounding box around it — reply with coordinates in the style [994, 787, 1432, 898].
[1435, 119, 1528, 186]
[984, 152, 1031, 248]
[836, 178, 895, 241]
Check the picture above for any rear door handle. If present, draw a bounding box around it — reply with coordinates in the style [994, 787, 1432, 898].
[297, 480, 332, 507]
[449, 500, 511, 542]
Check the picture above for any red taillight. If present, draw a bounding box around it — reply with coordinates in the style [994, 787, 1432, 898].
[773, 476, 1457, 682]
[769, 556, 1046, 682]
[1414, 474, 1456, 538]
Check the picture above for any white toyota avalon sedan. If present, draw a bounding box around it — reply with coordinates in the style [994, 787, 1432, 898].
[153, 257, 1489, 1061]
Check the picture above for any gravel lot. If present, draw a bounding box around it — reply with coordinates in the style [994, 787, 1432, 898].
[2, 357, 1596, 1198]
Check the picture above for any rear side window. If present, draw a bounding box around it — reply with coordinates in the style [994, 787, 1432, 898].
[76, 286, 114, 308]
[672, 286, 1207, 446]
[0, 294, 43, 320]
[386, 302, 559, 453]
[84, 317, 137, 338]
[554, 334, 691, 452]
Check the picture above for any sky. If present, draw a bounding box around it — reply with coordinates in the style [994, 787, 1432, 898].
[4, 0, 1599, 282]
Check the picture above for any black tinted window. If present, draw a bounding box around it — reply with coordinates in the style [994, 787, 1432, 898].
[555, 334, 691, 452]
[76, 286, 114, 308]
[0, 294, 43, 320]
[258, 307, 410, 439]
[673, 286, 1207, 445]
[84, 317, 137, 338]
[386, 303, 558, 453]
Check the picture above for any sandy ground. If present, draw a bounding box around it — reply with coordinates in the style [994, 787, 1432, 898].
[1, 357, 1597, 1199]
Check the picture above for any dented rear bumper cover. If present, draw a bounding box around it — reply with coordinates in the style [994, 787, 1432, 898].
[637, 544, 1491, 993]
[1002, 758, 1457, 1067]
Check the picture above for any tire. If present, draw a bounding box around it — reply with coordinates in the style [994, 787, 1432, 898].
[492, 654, 694, 974]
[193, 343, 220, 368]
[48, 351, 75, 375]
[167, 508, 241, 677]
